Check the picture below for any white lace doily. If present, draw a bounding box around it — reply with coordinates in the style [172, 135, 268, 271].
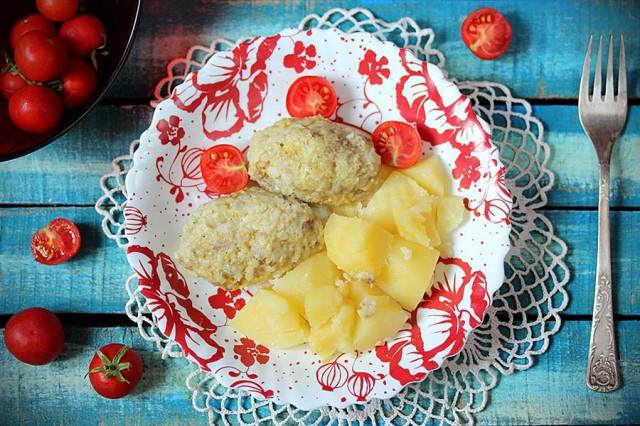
[95, 8, 569, 425]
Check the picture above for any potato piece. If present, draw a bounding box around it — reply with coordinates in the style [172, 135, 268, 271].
[230, 288, 309, 349]
[436, 195, 465, 235]
[349, 280, 409, 351]
[308, 302, 356, 360]
[376, 236, 440, 310]
[272, 251, 340, 316]
[304, 285, 343, 328]
[324, 214, 393, 282]
[399, 155, 447, 196]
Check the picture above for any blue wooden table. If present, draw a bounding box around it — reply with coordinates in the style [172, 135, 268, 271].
[1, 1, 639, 424]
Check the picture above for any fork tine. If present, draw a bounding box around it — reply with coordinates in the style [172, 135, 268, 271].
[593, 35, 603, 98]
[618, 35, 626, 100]
[605, 35, 615, 100]
[579, 35, 593, 102]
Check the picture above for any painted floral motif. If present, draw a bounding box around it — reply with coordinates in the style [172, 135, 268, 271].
[127, 245, 225, 370]
[208, 288, 246, 320]
[358, 49, 390, 85]
[171, 35, 280, 140]
[233, 337, 270, 368]
[156, 115, 185, 146]
[376, 258, 489, 385]
[283, 40, 317, 72]
[452, 147, 482, 190]
[123, 206, 147, 236]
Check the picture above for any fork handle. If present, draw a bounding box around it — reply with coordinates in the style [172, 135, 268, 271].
[586, 161, 621, 392]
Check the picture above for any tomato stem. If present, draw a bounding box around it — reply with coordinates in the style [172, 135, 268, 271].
[87, 345, 133, 383]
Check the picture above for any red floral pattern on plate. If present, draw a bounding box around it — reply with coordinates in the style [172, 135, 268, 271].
[358, 49, 390, 85]
[233, 337, 270, 368]
[125, 28, 511, 410]
[171, 35, 280, 140]
[283, 40, 317, 72]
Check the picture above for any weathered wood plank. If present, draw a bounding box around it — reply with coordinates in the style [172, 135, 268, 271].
[105, 0, 640, 101]
[1, 207, 638, 316]
[0, 207, 131, 315]
[0, 105, 153, 206]
[538, 105, 640, 208]
[0, 321, 637, 424]
[1, 104, 639, 207]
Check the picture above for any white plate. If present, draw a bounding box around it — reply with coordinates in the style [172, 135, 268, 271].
[124, 27, 512, 410]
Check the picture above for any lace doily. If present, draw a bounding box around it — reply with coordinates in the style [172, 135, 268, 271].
[95, 8, 569, 425]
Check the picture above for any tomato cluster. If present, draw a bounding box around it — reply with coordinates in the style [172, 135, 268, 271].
[0, 0, 106, 133]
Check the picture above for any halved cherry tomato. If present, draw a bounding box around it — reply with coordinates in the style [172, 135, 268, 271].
[461, 8, 512, 60]
[371, 121, 422, 168]
[9, 14, 58, 51]
[30, 218, 81, 265]
[200, 144, 248, 195]
[286, 75, 337, 118]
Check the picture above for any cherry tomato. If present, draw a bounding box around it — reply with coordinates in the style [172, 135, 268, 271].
[0, 71, 29, 99]
[15, 31, 68, 83]
[59, 57, 97, 108]
[59, 14, 107, 57]
[9, 85, 63, 133]
[88, 344, 143, 399]
[36, 0, 79, 22]
[286, 75, 337, 118]
[371, 121, 422, 168]
[4, 307, 65, 365]
[9, 14, 58, 51]
[461, 8, 512, 60]
[200, 144, 249, 195]
[30, 218, 81, 264]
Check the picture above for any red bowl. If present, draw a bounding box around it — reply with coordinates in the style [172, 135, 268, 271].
[0, 0, 142, 162]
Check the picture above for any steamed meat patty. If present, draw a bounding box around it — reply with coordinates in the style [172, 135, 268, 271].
[247, 116, 381, 205]
[175, 187, 323, 290]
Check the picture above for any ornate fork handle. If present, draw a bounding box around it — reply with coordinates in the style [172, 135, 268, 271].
[586, 159, 620, 392]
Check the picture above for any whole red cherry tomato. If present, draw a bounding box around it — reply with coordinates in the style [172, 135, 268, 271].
[30, 218, 81, 264]
[9, 85, 63, 133]
[14, 31, 68, 82]
[0, 71, 29, 99]
[9, 14, 58, 51]
[88, 344, 144, 399]
[36, 0, 79, 22]
[59, 57, 97, 108]
[461, 8, 512, 60]
[59, 14, 107, 57]
[4, 307, 65, 365]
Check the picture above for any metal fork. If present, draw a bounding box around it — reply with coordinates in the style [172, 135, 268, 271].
[578, 34, 627, 392]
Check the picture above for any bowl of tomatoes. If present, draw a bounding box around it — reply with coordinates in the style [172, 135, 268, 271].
[0, 0, 142, 162]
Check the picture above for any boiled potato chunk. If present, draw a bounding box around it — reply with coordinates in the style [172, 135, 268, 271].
[399, 155, 447, 196]
[376, 236, 440, 310]
[230, 288, 309, 349]
[304, 285, 343, 328]
[349, 280, 409, 350]
[271, 251, 340, 315]
[324, 214, 393, 282]
[308, 302, 356, 360]
[436, 195, 465, 235]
